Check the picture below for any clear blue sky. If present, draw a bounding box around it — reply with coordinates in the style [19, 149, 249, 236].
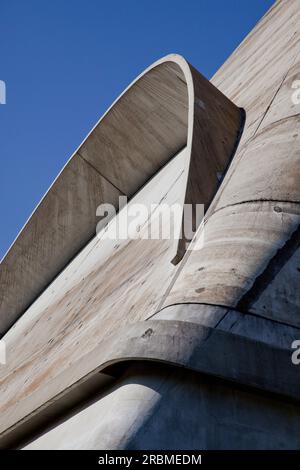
[0, 0, 274, 259]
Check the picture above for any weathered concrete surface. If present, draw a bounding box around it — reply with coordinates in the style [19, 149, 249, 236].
[162, 0, 300, 329]
[0, 150, 187, 444]
[2, 309, 300, 448]
[163, 200, 300, 325]
[154, 303, 300, 350]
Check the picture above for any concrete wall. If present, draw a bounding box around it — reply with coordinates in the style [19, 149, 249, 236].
[24, 363, 300, 450]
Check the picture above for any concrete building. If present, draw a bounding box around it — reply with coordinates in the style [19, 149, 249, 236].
[1, 0, 300, 449]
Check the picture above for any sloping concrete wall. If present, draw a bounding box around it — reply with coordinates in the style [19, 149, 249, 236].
[0, 56, 241, 336]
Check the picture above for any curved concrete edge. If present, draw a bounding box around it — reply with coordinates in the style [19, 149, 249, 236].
[1, 311, 300, 448]
[0, 54, 242, 337]
[152, 302, 300, 349]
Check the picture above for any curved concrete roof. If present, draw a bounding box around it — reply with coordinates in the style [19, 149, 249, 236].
[0, 55, 241, 335]
[1, 308, 299, 448]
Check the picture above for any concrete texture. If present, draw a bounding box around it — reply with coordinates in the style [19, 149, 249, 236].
[1, 0, 300, 450]
[24, 363, 300, 450]
[0, 55, 242, 336]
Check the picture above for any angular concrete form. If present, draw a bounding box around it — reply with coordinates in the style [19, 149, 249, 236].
[1, 0, 300, 450]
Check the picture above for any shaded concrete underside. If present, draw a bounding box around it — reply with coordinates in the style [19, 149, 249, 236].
[24, 363, 300, 450]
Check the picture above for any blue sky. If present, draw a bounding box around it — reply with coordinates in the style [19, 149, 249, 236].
[0, 0, 274, 259]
